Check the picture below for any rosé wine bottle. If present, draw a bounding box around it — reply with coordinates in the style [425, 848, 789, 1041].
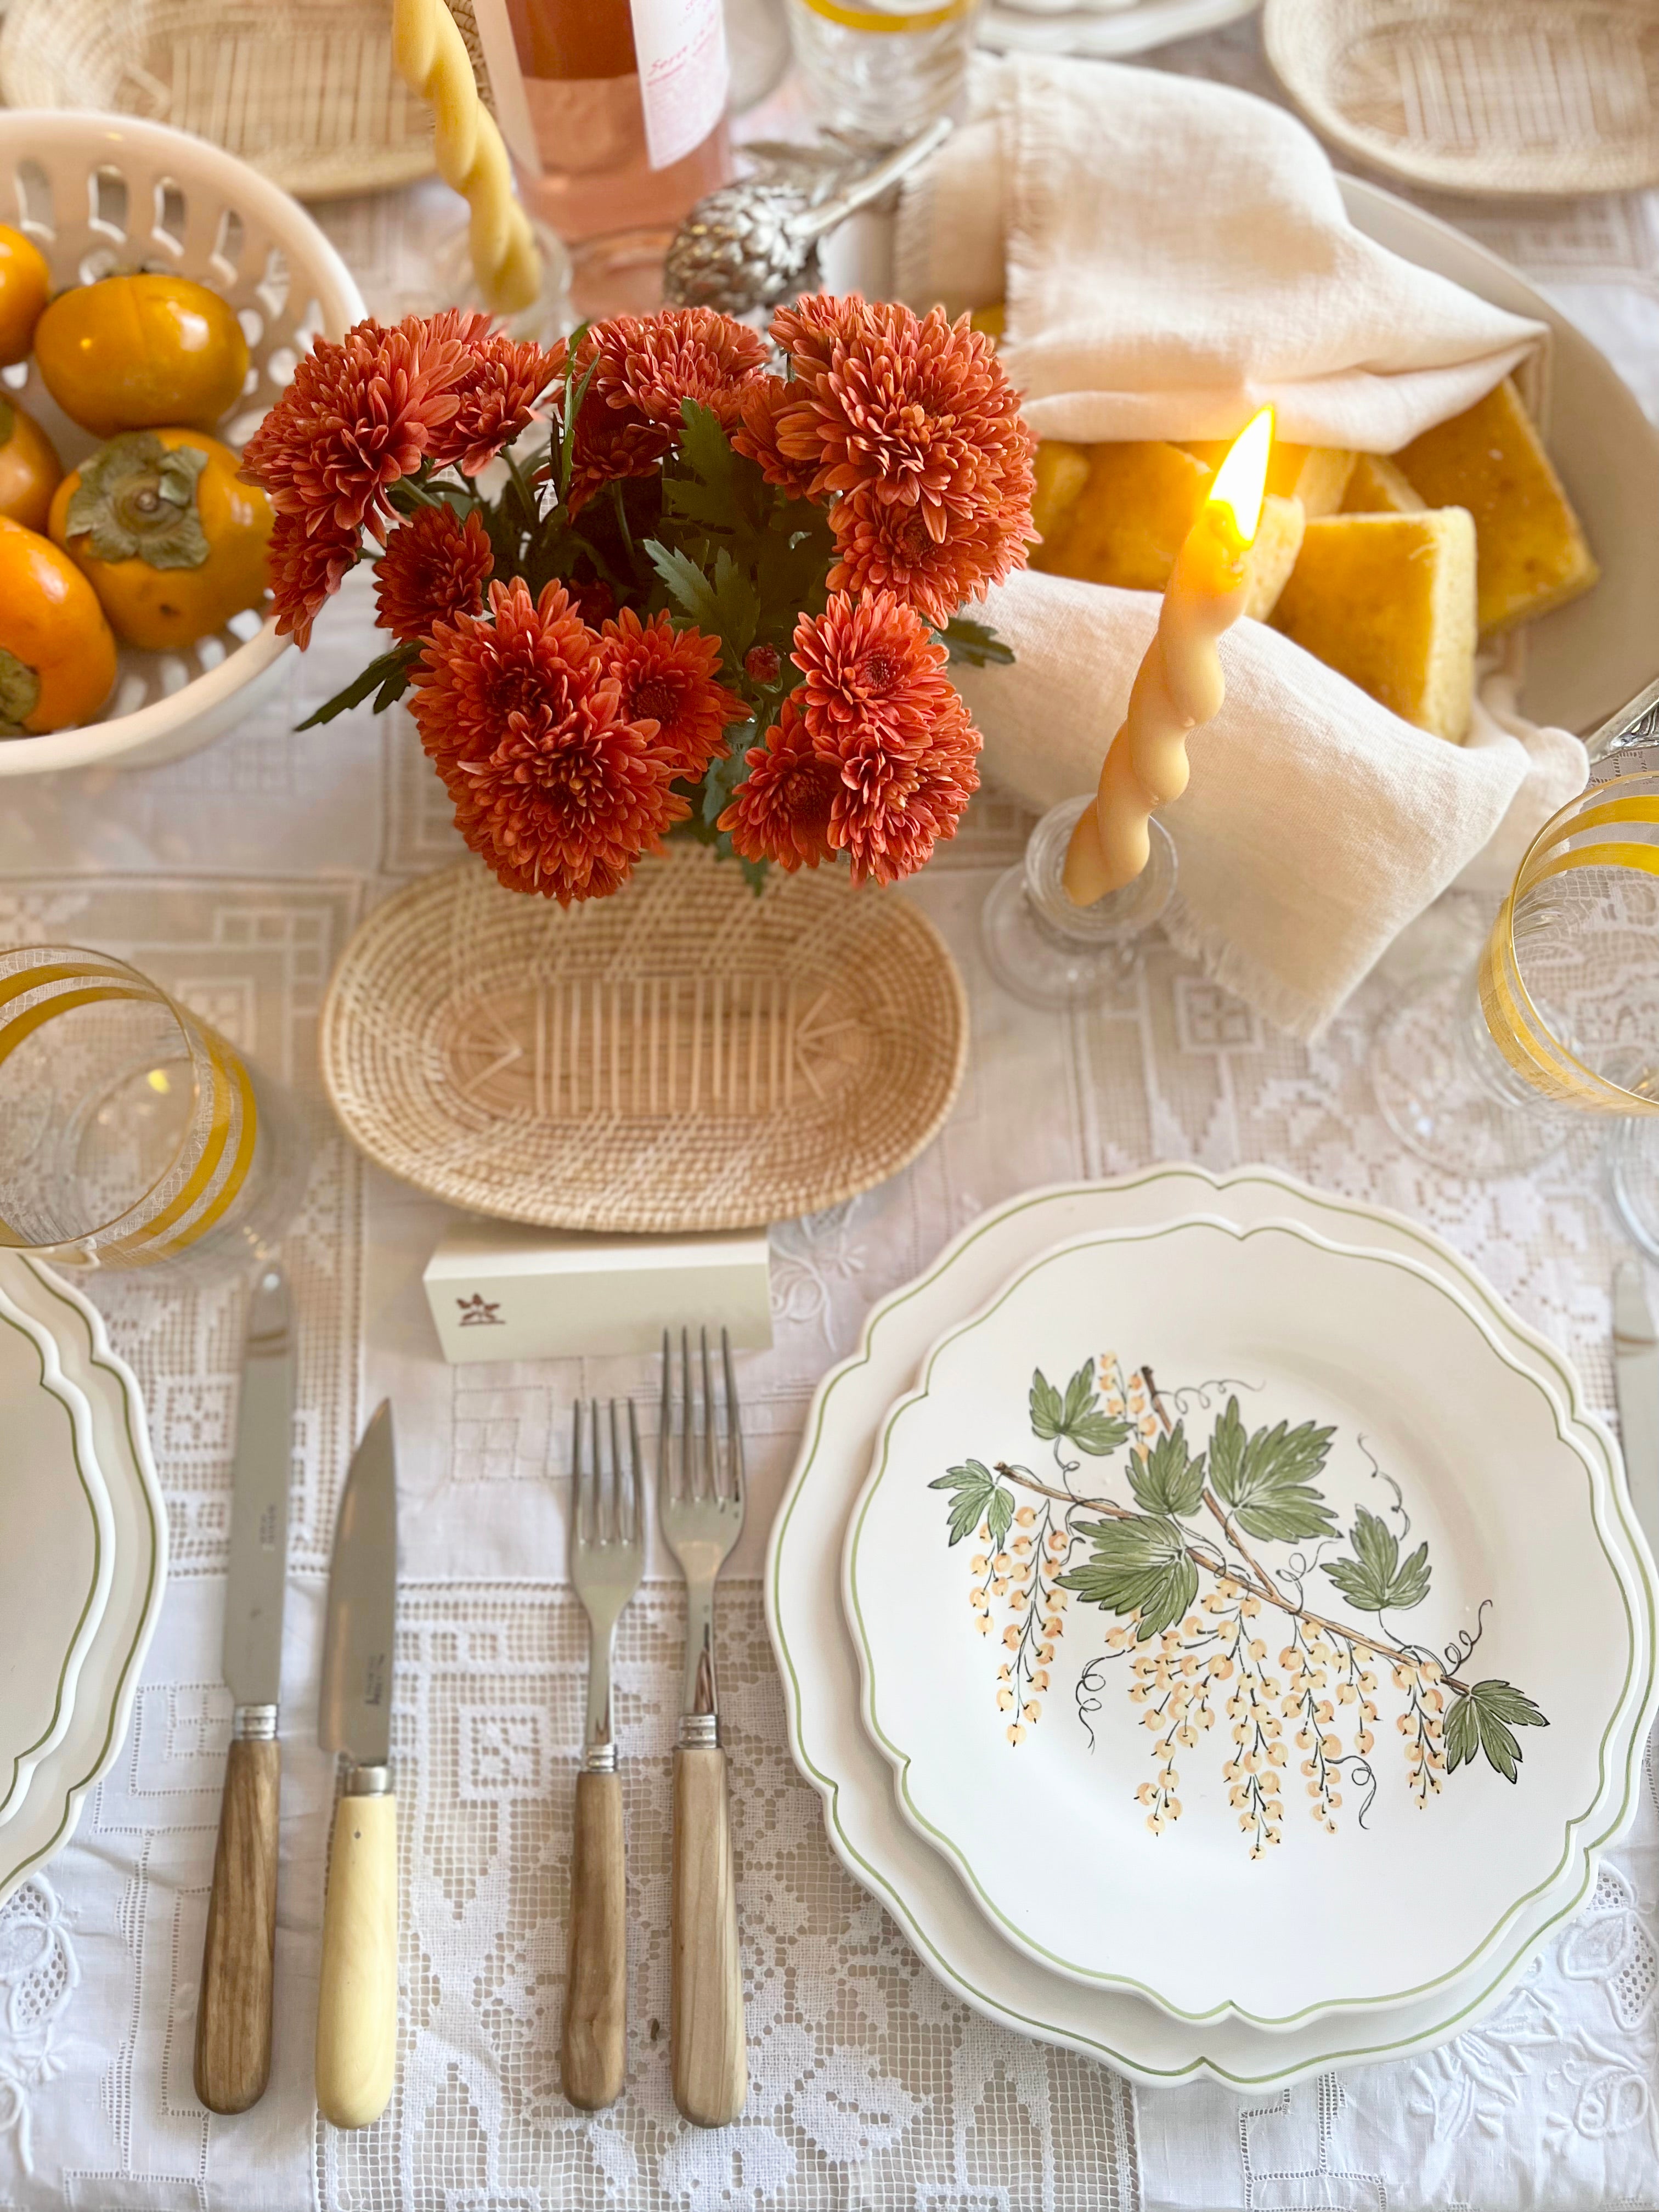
[505, 0, 733, 313]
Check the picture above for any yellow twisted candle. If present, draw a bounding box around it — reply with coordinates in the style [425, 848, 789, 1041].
[392, 0, 541, 316]
[1064, 408, 1274, 906]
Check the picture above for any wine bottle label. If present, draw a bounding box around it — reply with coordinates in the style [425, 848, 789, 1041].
[629, 0, 731, 172]
[793, 0, 975, 25]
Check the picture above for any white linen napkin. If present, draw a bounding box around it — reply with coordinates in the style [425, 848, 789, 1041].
[894, 57, 1588, 1035]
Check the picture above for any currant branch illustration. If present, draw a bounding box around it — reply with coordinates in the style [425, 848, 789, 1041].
[930, 1349, 1548, 1855]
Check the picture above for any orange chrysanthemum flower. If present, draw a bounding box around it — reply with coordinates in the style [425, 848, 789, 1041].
[764, 294, 1036, 612]
[552, 307, 769, 513]
[373, 504, 494, 644]
[719, 692, 839, 871]
[790, 589, 962, 752]
[422, 310, 561, 476]
[729, 375, 825, 504]
[241, 314, 470, 542]
[410, 578, 682, 902]
[597, 607, 747, 782]
[828, 482, 1026, 629]
[828, 706, 980, 885]
[267, 509, 360, 646]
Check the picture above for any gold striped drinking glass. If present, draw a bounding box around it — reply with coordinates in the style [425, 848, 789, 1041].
[1372, 765, 1659, 1197]
[0, 946, 296, 1273]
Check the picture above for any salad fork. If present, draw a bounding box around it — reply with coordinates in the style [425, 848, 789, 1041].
[659, 1327, 747, 2128]
[561, 1397, 643, 2112]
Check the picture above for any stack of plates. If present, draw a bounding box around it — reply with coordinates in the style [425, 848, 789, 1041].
[0, 1255, 166, 1910]
[767, 1166, 1657, 2086]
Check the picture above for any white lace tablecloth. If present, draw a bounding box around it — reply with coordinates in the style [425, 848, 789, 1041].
[4, 22, 1659, 2209]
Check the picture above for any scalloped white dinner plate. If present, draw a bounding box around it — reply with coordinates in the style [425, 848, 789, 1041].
[0, 1256, 166, 1908]
[845, 1215, 1642, 2029]
[769, 1167, 1657, 2085]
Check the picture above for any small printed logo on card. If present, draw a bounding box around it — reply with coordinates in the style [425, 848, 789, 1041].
[457, 1293, 506, 1327]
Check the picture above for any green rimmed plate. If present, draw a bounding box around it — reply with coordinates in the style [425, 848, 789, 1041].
[768, 1165, 1657, 2085]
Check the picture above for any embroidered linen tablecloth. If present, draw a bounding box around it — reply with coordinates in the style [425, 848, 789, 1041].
[3, 20, 1659, 2209]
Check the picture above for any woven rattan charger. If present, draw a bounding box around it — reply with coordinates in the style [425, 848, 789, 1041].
[1265, 0, 1659, 198]
[320, 845, 970, 1235]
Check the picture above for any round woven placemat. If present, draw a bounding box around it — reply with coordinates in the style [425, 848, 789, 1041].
[0, 0, 498, 200]
[320, 849, 970, 1234]
[1264, 0, 1659, 198]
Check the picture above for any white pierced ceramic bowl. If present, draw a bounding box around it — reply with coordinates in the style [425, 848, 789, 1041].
[0, 111, 365, 776]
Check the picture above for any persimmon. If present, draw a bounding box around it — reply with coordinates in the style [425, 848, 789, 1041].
[0, 398, 63, 533]
[33, 273, 250, 437]
[49, 428, 273, 651]
[0, 517, 117, 736]
[0, 223, 49, 365]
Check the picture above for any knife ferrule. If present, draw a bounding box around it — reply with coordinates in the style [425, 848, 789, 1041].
[233, 1703, 279, 1742]
[344, 1761, 392, 1796]
[679, 1711, 718, 1750]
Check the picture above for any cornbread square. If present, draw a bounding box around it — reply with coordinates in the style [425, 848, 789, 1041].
[1343, 454, 1425, 514]
[1271, 509, 1477, 742]
[1240, 493, 1306, 621]
[1180, 441, 1356, 516]
[1030, 439, 1090, 550]
[1041, 441, 1211, 589]
[969, 300, 1006, 342]
[1394, 379, 1599, 635]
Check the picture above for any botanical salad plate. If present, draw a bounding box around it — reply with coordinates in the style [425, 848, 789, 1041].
[843, 1214, 1646, 2032]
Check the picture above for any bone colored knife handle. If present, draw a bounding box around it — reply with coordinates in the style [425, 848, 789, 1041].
[195, 1735, 280, 2113]
[315, 1790, 398, 2129]
[561, 1769, 627, 2110]
[671, 1744, 746, 2128]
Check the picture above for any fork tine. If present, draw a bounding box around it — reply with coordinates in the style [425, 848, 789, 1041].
[572, 1397, 590, 1545]
[681, 1326, 695, 1500]
[699, 1325, 716, 1501]
[590, 1397, 605, 1543]
[608, 1399, 623, 1543]
[659, 1329, 674, 1509]
[721, 1327, 744, 1509]
[627, 1397, 643, 1546]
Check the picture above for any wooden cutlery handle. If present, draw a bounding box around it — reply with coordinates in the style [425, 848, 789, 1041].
[195, 1735, 280, 2114]
[671, 1743, 746, 2128]
[561, 1769, 627, 2109]
[315, 1790, 398, 2130]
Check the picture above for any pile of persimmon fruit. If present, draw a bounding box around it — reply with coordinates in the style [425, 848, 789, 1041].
[0, 222, 273, 740]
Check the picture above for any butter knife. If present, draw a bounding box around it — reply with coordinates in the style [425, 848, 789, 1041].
[195, 1262, 295, 2115]
[315, 1400, 400, 2130]
[1613, 1261, 1659, 1550]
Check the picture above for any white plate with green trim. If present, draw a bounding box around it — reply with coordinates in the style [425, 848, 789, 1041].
[0, 1254, 166, 1908]
[845, 1214, 1643, 2029]
[768, 1166, 1657, 2084]
[0, 1269, 114, 1830]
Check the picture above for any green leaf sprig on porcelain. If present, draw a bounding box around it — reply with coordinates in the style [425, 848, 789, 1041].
[930, 1350, 1547, 1858]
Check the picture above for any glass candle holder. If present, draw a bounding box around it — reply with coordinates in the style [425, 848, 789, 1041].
[1371, 766, 1659, 1210]
[0, 946, 302, 1276]
[981, 795, 1177, 1011]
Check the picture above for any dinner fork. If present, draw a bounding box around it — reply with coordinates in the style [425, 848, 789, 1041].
[561, 1397, 643, 2112]
[659, 1327, 747, 2129]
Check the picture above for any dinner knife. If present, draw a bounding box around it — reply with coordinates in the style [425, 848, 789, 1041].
[195, 1262, 294, 2117]
[1613, 1260, 1659, 1551]
[315, 1399, 399, 2131]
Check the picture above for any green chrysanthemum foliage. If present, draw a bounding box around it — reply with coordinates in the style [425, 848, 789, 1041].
[1059, 1514, 1198, 1641]
[1443, 1678, 1548, 1783]
[1323, 1505, 1432, 1614]
[1207, 1395, 1338, 1544]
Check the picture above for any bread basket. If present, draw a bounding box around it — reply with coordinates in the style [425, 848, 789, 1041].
[0, 111, 365, 777]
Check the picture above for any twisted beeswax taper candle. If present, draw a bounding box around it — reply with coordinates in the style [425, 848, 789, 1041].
[392, 0, 540, 316]
[1063, 408, 1274, 906]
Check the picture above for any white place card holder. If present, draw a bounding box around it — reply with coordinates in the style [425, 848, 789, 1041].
[423, 1220, 774, 1363]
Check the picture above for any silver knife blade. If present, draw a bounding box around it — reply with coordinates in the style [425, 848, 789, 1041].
[222, 1264, 296, 1712]
[319, 1400, 398, 1771]
[1613, 1261, 1659, 1553]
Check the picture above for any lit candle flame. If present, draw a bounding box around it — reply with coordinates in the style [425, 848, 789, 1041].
[1207, 406, 1275, 549]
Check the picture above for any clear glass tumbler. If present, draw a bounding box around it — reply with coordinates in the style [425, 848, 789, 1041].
[785, 0, 979, 140]
[0, 946, 301, 1276]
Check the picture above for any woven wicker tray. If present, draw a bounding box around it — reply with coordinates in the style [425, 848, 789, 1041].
[320, 849, 970, 1235]
[1264, 0, 1659, 198]
[0, 0, 488, 201]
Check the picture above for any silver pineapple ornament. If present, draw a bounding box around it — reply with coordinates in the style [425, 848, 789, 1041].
[664, 117, 952, 318]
